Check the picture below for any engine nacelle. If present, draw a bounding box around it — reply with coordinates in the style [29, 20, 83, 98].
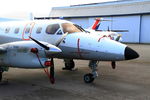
[0, 41, 58, 68]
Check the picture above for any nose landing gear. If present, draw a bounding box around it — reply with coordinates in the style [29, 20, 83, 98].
[84, 73, 95, 83]
[84, 60, 99, 83]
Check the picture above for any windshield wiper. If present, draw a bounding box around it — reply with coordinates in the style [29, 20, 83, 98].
[74, 24, 90, 33]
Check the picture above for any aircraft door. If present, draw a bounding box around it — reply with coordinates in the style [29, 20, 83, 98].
[22, 22, 35, 40]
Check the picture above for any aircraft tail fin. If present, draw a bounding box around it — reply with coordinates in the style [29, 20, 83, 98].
[91, 18, 101, 30]
[90, 18, 111, 30]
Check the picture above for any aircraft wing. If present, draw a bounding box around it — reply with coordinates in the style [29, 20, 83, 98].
[0, 41, 62, 69]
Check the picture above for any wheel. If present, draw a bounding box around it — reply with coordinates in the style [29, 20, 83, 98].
[63, 60, 75, 70]
[84, 73, 94, 83]
[0, 72, 2, 82]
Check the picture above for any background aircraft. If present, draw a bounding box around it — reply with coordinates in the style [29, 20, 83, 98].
[0, 19, 139, 84]
[86, 18, 129, 42]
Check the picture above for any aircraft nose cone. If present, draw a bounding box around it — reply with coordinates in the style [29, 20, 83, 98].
[125, 47, 139, 60]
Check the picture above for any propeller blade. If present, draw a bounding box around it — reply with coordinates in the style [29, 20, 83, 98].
[55, 32, 68, 46]
[111, 61, 116, 69]
[29, 36, 49, 50]
[50, 58, 55, 84]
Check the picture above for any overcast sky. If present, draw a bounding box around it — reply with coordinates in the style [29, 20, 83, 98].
[0, 0, 116, 19]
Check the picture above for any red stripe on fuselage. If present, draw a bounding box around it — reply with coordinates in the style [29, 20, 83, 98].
[77, 38, 82, 58]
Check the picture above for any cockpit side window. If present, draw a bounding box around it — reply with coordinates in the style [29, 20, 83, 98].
[14, 28, 20, 34]
[62, 23, 82, 34]
[36, 27, 42, 34]
[46, 24, 60, 34]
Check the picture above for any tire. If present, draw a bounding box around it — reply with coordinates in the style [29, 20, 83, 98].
[84, 73, 94, 83]
[64, 60, 75, 70]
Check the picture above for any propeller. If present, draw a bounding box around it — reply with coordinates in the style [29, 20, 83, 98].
[29, 36, 49, 50]
[29, 36, 55, 84]
[29, 32, 68, 50]
[111, 61, 116, 69]
[29, 32, 68, 84]
[50, 58, 55, 84]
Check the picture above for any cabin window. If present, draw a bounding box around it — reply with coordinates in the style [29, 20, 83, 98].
[5, 27, 10, 33]
[14, 28, 19, 34]
[46, 24, 60, 34]
[25, 27, 30, 34]
[36, 27, 42, 34]
[62, 23, 81, 34]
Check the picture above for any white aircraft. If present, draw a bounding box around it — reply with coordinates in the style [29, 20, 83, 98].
[86, 18, 125, 42]
[0, 19, 139, 84]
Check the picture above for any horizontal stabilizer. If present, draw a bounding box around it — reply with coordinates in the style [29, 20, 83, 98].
[96, 30, 128, 32]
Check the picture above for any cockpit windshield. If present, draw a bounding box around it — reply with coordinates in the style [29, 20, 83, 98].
[46, 23, 89, 35]
[62, 23, 82, 34]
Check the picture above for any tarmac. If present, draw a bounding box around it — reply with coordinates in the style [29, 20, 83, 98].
[0, 44, 150, 100]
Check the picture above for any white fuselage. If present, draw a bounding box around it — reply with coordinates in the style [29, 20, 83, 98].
[0, 20, 128, 62]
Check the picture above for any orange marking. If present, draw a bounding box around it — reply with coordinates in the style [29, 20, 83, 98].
[22, 22, 35, 40]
